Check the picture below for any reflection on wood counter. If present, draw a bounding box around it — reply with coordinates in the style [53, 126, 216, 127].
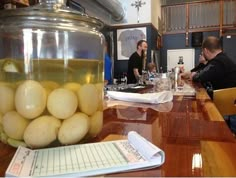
[0, 81, 236, 177]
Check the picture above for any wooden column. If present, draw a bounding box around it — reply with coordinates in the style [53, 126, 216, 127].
[219, 0, 223, 37]
[185, 3, 189, 47]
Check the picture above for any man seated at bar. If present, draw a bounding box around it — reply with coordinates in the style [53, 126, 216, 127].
[191, 36, 236, 98]
[179, 52, 208, 79]
[190, 36, 236, 134]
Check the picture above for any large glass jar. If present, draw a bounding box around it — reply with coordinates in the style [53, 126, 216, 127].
[0, 0, 105, 148]
[155, 73, 172, 92]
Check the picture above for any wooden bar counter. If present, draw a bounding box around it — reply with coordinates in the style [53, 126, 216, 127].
[0, 82, 236, 177]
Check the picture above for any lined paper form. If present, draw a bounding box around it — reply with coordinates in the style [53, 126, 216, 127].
[6, 131, 165, 177]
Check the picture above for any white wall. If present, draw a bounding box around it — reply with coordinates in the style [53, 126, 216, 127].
[116, 0, 162, 28]
[167, 49, 195, 72]
[151, 0, 161, 30]
[115, 0, 162, 30]
[116, 0, 151, 25]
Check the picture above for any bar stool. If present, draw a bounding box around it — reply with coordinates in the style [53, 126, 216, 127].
[213, 87, 236, 134]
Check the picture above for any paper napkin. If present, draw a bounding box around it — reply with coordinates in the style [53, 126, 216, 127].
[107, 91, 173, 104]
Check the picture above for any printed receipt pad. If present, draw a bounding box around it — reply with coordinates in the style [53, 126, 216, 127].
[5, 131, 165, 177]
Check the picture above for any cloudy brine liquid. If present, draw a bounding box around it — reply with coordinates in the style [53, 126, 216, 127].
[0, 58, 104, 84]
[0, 58, 104, 148]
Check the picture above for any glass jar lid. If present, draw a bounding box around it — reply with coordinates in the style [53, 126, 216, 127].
[0, 0, 104, 31]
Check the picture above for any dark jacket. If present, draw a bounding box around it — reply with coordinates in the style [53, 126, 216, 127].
[190, 63, 207, 72]
[192, 52, 236, 90]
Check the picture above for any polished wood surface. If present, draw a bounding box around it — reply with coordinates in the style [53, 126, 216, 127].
[0, 81, 236, 177]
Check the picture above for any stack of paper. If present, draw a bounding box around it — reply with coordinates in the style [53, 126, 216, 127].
[5, 131, 165, 177]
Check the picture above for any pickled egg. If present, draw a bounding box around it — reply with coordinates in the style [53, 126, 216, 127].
[88, 111, 103, 137]
[47, 88, 78, 119]
[40, 80, 60, 97]
[77, 84, 99, 116]
[58, 112, 89, 145]
[15, 80, 47, 119]
[0, 85, 15, 114]
[23, 115, 61, 148]
[2, 111, 30, 140]
[63, 82, 81, 93]
[0, 82, 15, 89]
[0, 112, 2, 125]
[95, 83, 104, 111]
[40, 80, 60, 91]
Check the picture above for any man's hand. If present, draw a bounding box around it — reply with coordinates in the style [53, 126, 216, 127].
[179, 71, 191, 79]
[190, 72, 197, 80]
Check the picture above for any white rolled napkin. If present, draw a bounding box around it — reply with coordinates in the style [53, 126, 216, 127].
[107, 90, 173, 104]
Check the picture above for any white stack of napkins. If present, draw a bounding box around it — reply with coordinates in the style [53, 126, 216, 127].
[107, 91, 173, 104]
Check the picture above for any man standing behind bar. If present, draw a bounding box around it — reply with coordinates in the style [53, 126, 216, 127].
[127, 40, 148, 84]
[191, 36, 236, 97]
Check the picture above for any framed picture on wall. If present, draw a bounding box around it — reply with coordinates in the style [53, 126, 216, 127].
[157, 35, 162, 49]
[117, 27, 146, 60]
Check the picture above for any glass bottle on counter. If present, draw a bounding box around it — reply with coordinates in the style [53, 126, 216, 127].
[177, 56, 184, 73]
[0, 0, 105, 148]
